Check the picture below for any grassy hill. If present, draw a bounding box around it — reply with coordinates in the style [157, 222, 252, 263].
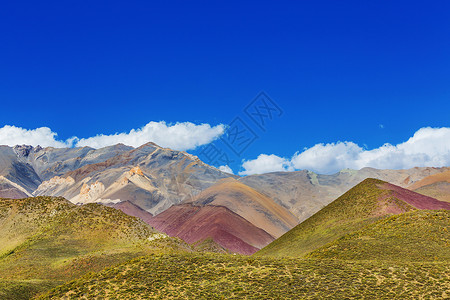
[255, 178, 449, 258]
[192, 238, 230, 254]
[307, 210, 450, 261]
[39, 253, 449, 299]
[0, 196, 73, 258]
[0, 196, 192, 299]
[256, 179, 415, 257]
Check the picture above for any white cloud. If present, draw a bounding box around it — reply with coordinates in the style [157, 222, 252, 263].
[0, 125, 71, 147]
[218, 165, 234, 174]
[75, 121, 225, 150]
[0, 121, 225, 151]
[290, 141, 363, 174]
[240, 127, 450, 175]
[239, 154, 294, 176]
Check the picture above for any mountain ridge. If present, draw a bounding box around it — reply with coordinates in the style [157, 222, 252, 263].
[1, 143, 234, 215]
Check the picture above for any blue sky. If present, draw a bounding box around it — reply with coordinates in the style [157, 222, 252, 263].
[0, 1, 449, 174]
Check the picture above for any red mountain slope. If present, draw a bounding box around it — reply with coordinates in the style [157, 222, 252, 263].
[380, 182, 450, 210]
[148, 204, 275, 255]
[109, 200, 155, 224]
[185, 178, 298, 238]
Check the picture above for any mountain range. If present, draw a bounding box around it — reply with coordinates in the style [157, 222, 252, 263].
[0, 143, 232, 213]
[1, 143, 449, 255]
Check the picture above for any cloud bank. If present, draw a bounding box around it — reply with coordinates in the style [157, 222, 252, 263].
[0, 125, 70, 148]
[0, 122, 225, 151]
[239, 154, 294, 176]
[239, 127, 450, 175]
[75, 122, 225, 150]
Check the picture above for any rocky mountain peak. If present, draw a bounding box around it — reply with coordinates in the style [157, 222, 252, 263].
[13, 145, 34, 157]
[137, 142, 162, 150]
[12, 145, 44, 157]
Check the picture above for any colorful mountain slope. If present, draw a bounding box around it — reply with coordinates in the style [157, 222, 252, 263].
[148, 203, 275, 255]
[108, 200, 154, 225]
[382, 181, 450, 209]
[409, 170, 450, 202]
[185, 178, 298, 238]
[408, 170, 450, 190]
[307, 210, 450, 261]
[414, 182, 450, 203]
[256, 178, 450, 258]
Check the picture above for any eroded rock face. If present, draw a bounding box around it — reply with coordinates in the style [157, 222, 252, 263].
[0, 146, 42, 193]
[75, 181, 106, 203]
[35, 176, 75, 194]
[129, 166, 144, 176]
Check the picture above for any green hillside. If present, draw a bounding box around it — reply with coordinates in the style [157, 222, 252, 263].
[0, 196, 192, 299]
[39, 253, 449, 299]
[0, 196, 73, 257]
[307, 210, 450, 261]
[256, 178, 415, 257]
[192, 238, 230, 254]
